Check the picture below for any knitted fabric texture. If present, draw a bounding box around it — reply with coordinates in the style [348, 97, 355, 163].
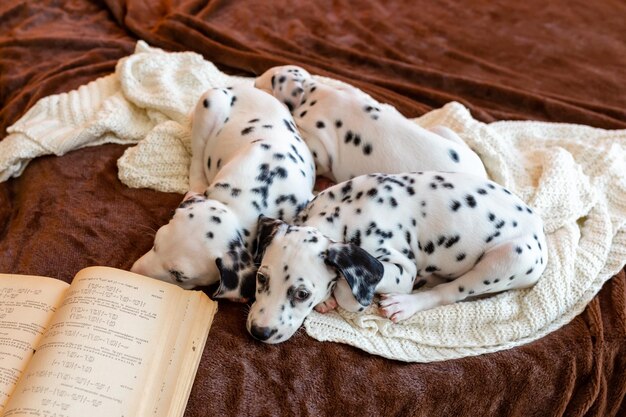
[1, 42, 625, 362]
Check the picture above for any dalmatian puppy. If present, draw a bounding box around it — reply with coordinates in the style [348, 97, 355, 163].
[246, 172, 547, 343]
[255, 65, 487, 182]
[131, 85, 316, 299]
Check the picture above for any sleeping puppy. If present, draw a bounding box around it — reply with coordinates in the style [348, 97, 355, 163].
[255, 65, 487, 182]
[131, 85, 316, 299]
[246, 172, 547, 343]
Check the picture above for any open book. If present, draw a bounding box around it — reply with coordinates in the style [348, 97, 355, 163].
[0, 266, 217, 417]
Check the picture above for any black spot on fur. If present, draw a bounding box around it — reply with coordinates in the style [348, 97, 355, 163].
[445, 235, 460, 248]
[316, 121, 325, 129]
[363, 144, 373, 155]
[341, 181, 353, 195]
[283, 119, 295, 133]
[456, 253, 466, 261]
[424, 241, 435, 254]
[203, 98, 209, 108]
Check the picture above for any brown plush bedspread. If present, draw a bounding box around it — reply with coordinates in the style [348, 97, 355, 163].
[1, 1, 625, 415]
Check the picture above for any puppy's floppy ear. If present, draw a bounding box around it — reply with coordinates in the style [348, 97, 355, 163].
[213, 235, 256, 301]
[213, 255, 257, 301]
[324, 242, 384, 306]
[213, 256, 239, 299]
[252, 216, 286, 264]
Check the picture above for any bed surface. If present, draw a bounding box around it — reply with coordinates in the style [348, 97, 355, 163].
[1, 1, 625, 415]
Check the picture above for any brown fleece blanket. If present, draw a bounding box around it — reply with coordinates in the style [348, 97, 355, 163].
[1, 1, 625, 416]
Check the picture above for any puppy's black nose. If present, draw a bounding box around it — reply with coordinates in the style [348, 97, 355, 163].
[249, 324, 276, 341]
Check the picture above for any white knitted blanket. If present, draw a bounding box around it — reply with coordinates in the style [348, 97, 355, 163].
[2, 42, 625, 362]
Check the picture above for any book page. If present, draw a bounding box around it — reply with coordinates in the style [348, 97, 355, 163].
[2, 267, 216, 417]
[0, 275, 68, 412]
[149, 293, 215, 417]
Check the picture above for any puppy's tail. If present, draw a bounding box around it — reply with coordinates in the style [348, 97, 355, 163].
[189, 88, 234, 191]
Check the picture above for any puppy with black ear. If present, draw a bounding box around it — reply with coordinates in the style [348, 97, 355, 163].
[247, 171, 547, 343]
[247, 216, 385, 344]
[131, 85, 316, 301]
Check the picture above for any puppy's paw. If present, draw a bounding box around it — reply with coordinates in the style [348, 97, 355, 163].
[314, 296, 338, 313]
[379, 291, 445, 322]
[378, 293, 419, 323]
